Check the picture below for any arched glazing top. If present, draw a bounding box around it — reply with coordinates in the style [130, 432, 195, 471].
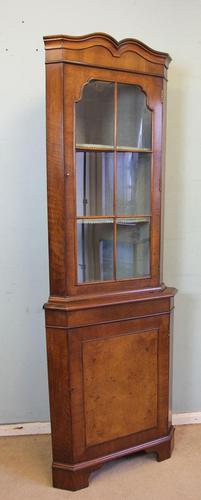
[75, 80, 152, 150]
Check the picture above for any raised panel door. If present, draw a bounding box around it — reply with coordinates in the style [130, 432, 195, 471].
[68, 314, 170, 461]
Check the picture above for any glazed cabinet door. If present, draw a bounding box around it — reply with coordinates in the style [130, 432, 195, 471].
[75, 81, 152, 283]
[64, 64, 163, 295]
[68, 314, 170, 462]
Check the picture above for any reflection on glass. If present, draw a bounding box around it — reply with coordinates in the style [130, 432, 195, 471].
[117, 153, 151, 215]
[76, 81, 114, 147]
[117, 84, 152, 149]
[76, 152, 114, 216]
[116, 219, 150, 278]
[77, 219, 114, 282]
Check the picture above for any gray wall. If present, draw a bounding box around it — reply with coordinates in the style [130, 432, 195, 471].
[1, 0, 201, 423]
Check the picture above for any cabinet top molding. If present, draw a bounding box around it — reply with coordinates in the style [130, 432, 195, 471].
[43, 32, 171, 79]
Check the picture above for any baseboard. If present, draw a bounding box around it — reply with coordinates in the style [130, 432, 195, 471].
[172, 412, 201, 425]
[0, 421, 51, 436]
[0, 413, 201, 437]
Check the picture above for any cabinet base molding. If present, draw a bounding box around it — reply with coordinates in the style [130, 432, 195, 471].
[52, 426, 174, 491]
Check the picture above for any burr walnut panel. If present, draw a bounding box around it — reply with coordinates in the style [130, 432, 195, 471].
[82, 329, 158, 446]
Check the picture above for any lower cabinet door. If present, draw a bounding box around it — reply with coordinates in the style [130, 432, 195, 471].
[68, 314, 170, 461]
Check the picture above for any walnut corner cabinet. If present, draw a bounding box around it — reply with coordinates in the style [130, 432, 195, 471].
[43, 33, 176, 491]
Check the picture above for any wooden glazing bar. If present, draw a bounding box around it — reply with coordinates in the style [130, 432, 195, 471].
[113, 83, 118, 279]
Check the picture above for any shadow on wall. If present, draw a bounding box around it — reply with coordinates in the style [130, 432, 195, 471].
[164, 64, 201, 413]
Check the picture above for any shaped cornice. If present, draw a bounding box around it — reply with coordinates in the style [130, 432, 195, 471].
[44, 32, 171, 78]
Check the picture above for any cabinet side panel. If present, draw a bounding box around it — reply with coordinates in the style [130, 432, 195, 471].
[46, 63, 66, 296]
[168, 300, 174, 427]
[46, 327, 72, 462]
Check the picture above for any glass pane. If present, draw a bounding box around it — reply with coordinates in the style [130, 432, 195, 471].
[116, 218, 150, 278]
[77, 219, 114, 282]
[76, 81, 114, 147]
[76, 152, 113, 216]
[117, 84, 152, 149]
[116, 153, 151, 215]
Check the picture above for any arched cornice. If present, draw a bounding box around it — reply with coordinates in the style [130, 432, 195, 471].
[44, 32, 171, 78]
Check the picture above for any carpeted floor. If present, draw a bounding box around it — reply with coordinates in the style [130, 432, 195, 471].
[0, 425, 201, 499]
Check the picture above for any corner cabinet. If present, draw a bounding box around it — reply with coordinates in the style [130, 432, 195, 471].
[43, 33, 176, 491]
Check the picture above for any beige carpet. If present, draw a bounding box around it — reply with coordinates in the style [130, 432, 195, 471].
[0, 425, 201, 500]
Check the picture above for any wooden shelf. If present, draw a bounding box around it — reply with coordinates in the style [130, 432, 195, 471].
[117, 146, 152, 153]
[76, 215, 151, 221]
[76, 144, 114, 151]
[76, 144, 152, 153]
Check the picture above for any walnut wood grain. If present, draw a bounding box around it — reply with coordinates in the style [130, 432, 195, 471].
[83, 329, 158, 446]
[44, 33, 171, 79]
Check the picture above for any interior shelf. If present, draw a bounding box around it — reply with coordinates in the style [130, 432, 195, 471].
[76, 144, 114, 151]
[76, 144, 152, 153]
[76, 217, 150, 223]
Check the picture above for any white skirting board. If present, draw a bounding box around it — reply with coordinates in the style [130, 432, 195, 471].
[0, 422, 51, 436]
[172, 412, 201, 425]
[0, 413, 201, 437]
